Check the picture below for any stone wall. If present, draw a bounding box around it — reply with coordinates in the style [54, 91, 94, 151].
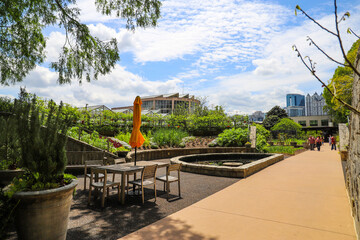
[346, 46, 360, 239]
[339, 123, 350, 152]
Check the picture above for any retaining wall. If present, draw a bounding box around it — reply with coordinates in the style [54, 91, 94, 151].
[66, 137, 117, 165]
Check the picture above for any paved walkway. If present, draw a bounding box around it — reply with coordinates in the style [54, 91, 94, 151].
[120, 145, 356, 240]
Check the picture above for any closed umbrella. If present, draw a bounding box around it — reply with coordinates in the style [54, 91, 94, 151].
[129, 96, 145, 166]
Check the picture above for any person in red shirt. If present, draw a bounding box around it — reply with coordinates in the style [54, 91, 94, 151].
[331, 136, 337, 150]
[308, 136, 315, 150]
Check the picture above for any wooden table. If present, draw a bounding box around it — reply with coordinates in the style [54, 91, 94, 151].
[96, 161, 168, 204]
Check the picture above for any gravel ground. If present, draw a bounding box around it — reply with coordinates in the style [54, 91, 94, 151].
[66, 158, 239, 240]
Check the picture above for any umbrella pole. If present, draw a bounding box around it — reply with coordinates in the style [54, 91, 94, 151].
[135, 147, 137, 166]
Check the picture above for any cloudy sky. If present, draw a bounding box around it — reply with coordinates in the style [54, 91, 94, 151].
[1, 0, 360, 114]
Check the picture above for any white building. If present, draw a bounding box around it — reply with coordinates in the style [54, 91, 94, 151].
[305, 92, 327, 116]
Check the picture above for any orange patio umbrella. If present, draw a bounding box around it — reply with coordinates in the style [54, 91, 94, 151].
[129, 96, 145, 166]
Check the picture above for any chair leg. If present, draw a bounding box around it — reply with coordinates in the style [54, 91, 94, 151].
[166, 182, 170, 200]
[154, 183, 157, 203]
[118, 184, 121, 202]
[84, 175, 87, 190]
[88, 186, 92, 205]
[178, 180, 181, 198]
[163, 182, 165, 192]
[101, 188, 106, 208]
[141, 185, 144, 204]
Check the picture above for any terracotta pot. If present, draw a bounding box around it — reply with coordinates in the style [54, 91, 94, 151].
[0, 169, 25, 187]
[13, 179, 78, 240]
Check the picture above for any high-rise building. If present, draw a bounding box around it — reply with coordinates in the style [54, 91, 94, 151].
[305, 92, 327, 116]
[285, 93, 305, 117]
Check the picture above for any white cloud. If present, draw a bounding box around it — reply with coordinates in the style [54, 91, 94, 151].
[7, 64, 181, 108]
[196, 7, 360, 114]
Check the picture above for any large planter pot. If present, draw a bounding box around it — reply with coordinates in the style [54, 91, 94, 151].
[0, 169, 25, 187]
[13, 179, 78, 240]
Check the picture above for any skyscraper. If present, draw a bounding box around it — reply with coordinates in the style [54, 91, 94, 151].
[285, 93, 305, 117]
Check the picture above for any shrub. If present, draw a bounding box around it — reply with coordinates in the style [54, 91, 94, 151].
[217, 128, 248, 147]
[152, 128, 188, 147]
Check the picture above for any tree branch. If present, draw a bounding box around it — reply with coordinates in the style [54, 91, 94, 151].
[293, 45, 360, 116]
[296, 5, 337, 37]
[348, 28, 360, 39]
[307, 37, 345, 66]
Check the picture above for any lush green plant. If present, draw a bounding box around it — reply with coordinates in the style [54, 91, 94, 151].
[152, 128, 189, 147]
[255, 134, 268, 153]
[217, 128, 248, 147]
[252, 123, 270, 139]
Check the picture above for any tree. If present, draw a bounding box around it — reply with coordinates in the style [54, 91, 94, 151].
[271, 118, 302, 133]
[323, 40, 360, 123]
[262, 105, 288, 130]
[0, 0, 161, 85]
[266, 105, 288, 118]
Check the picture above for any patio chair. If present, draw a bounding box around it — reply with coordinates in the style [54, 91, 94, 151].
[156, 163, 182, 200]
[127, 165, 158, 204]
[84, 160, 104, 190]
[88, 168, 121, 208]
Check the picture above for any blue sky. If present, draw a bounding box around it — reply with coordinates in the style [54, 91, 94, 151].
[1, 0, 360, 114]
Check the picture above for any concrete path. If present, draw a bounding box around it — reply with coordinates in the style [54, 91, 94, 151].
[120, 145, 356, 240]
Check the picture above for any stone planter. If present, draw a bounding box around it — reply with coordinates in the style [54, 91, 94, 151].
[340, 151, 348, 161]
[13, 179, 78, 240]
[0, 169, 25, 188]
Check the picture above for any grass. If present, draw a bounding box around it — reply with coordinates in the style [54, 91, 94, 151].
[265, 146, 303, 155]
[272, 138, 306, 145]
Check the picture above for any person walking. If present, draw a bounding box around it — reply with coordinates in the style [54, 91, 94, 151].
[329, 135, 332, 146]
[331, 136, 337, 150]
[315, 136, 321, 151]
[308, 135, 315, 151]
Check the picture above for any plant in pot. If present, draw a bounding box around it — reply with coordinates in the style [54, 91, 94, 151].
[5, 90, 77, 240]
